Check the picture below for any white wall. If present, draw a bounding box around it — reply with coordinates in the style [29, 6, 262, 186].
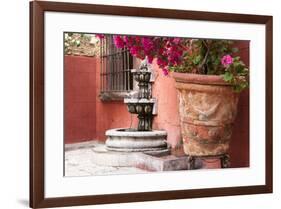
[0, 0, 279, 208]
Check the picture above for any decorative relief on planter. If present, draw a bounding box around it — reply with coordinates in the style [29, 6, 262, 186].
[173, 72, 240, 157]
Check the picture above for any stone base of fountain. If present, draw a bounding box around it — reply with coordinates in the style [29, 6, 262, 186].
[105, 128, 168, 152]
[91, 143, 190, 171]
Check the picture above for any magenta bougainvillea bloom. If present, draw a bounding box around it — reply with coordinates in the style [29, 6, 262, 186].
[147, 55, 154, 64]
[162, 68, 169, 76]
[110, 35, 187, 75]
[172, 38, 181, 44]
[123, 36, 133, 47]
[141, 37, 154, 53]
[94, 33, 248, 91]
[95, 34, 249, 91]
[129, 46, 140, 56]
[157, 57, 168, 69]
[221, 55, 233, 67]
[167, 46, 183, 66]
[95, 34, 105, 39]
[113, 35, 125, 48]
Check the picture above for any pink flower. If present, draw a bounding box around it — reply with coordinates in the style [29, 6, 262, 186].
[111, 35, 186, 72]
[134, 36, 141, 43]
[95, 34, 105, 39]
[129, 46, 139, 56]
[157, 58, 167, 68]
[162, 68, 169, 76]
[172, 38, 181, 45]
[141, 37, 154, 53]
[123, 36, 133, 47]
[147, 55, 154, 64]
[221, 55, 233, 67]
[167, 46, 182, 66]
[113, 35, 124, 48]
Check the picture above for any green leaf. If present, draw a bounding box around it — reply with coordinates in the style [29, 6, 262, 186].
[213, 58, 220, 66]
[232, 47, 239, 53]
[233, 56, 240, 61]
[235, 65, 245, 74]
[223, 71, 233, 82]
[193, 55, 202, 65]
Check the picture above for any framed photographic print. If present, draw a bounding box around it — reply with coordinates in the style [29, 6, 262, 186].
[30, 1, 273, 208]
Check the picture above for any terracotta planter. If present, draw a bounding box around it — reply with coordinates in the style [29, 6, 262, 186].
[173, 72, 240, 156]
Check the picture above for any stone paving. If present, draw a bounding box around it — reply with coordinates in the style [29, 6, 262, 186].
[64, 141, 149, 177]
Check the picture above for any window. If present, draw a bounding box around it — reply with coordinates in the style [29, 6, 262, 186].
[99, 35, 134, 101]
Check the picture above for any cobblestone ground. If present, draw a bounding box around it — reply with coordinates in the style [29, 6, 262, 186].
[65, 142, 148, 177]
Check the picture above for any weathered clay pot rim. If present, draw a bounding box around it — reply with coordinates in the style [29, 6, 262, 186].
[172, 72, 230, 86]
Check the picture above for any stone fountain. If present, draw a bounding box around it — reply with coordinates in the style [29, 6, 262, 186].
[91, 60, 223, 171]
[105, 60, 168, 152]
[91, 60, 211, 171]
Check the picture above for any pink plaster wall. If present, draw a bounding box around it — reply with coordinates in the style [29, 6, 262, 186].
[151, 63, 181, 148]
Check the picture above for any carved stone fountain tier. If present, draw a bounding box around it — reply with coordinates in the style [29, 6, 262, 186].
[105, 59, 168, 152]
[124, 98, 155, 131]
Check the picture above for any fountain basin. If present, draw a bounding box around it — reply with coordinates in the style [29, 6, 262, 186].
[105, 128, 168, 152]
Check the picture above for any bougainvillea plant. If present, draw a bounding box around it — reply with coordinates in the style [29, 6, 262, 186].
[97, 34, 249, 92]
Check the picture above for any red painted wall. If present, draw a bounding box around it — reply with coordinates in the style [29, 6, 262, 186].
[93, 58, 138, 140]
[64, 56, 97, 143]
[64, 40, 250, 167]
[229, 41, 250, 167]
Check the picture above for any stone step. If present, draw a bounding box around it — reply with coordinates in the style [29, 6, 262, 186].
[91, 143, 225, 171]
